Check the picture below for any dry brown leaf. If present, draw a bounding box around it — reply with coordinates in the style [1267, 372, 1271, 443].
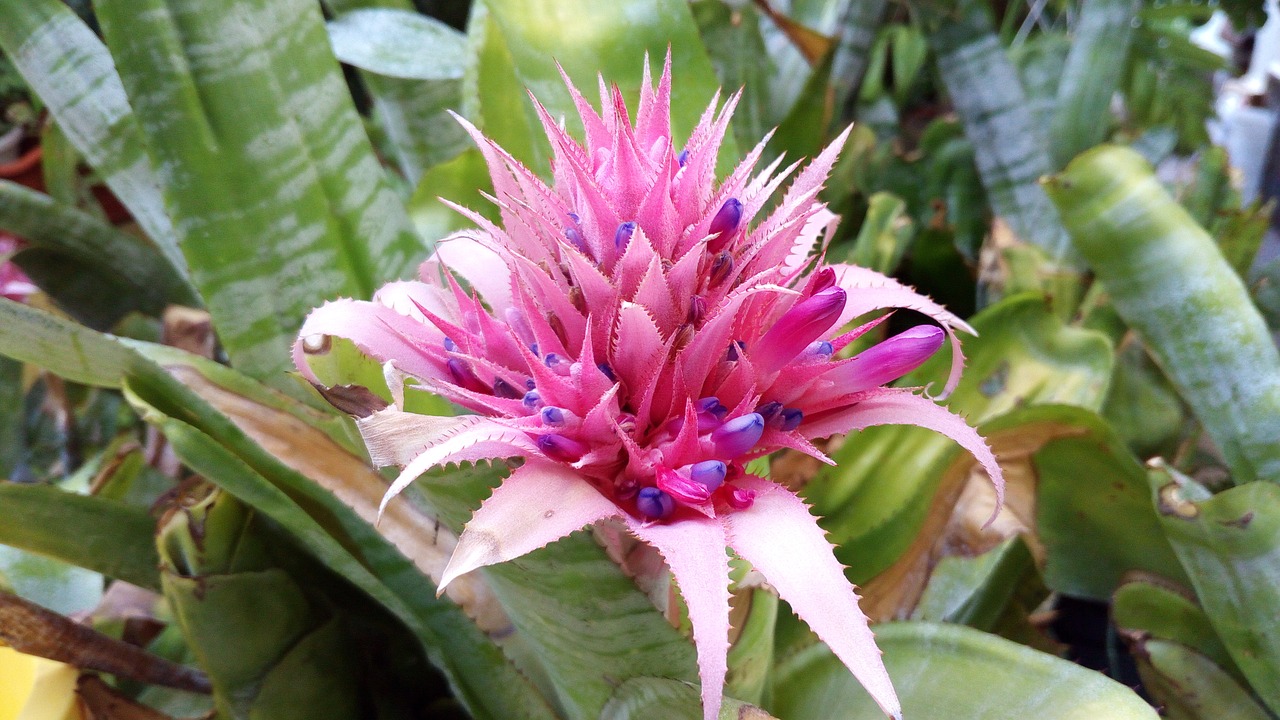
[751, 0, 833, 65]
[77, 675, 186, 720]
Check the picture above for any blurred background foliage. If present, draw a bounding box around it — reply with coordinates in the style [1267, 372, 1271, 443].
[0, 0, 1278, 718]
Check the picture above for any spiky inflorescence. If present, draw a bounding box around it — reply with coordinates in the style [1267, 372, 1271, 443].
[296, 55, 1004, 720]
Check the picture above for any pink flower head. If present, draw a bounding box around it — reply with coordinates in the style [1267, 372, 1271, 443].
[295, 55, 1003, 720]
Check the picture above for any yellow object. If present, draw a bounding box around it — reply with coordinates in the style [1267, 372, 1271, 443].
[0, 647, 79, 720]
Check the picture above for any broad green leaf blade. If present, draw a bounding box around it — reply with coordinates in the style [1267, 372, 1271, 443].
[1046, 146, 1280, 484]
[0, 546, 102, 616]
[95, 0, 425, 383]
[830, 0, 889, 116]
[0, 483, 160, 591]
[0, 299, 136, 388]
[845, 191, 913, 275]
[0, 180, 197, 328]
[0, 0, 185, 277]
[1155, 480, 1280, 714]
[770, 622, 1157, 720]
[807, 294, 1113, 583]
[911, 537, 1040, 632]
[328, 9, 467, 80]
[600, 678, 774, 720]
[0, 357, 19, 478]
[328, 8, 471, 182]
[122, 363, 558, 717]
[1049, 0, 1139, 167]
[407, 148, 499, 244]
[1132, 640, 1272, 720]
[1028, 408, 1190, 599]
[1113, 578, 1239, 680]
[693, 1, 772, 151]
[924, 0, 1072, 259]
[479, 0, 732, 169]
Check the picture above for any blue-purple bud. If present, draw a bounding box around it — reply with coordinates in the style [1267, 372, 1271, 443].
[636, 487, 675, 519]
[806, 340, 835, 358]
[726, 340, 745, 362]
[696, 397, 728, 419]
[564, 226, 586, 253]
[779, 408, 804, 432]
[530, 343, 540, 357]
[708, 198, 743, 252]
[443, 337, 457, 352]
[756, 401, 783, 423]
[540, 406, 566, 426]
[522, 390, 543, 410]
[615, 221, 636, 252]
[677, 149, 690, 167]
[597, 363, 617, 382]
[537, 433, 586, 462]
[711, 413, 764, 458]
[525, 378, 537, 389]
[687, 460, 727, 492]
[447, 358, 488, 393]
[492, 378, 522, 399]
[545, 353, 562, 368]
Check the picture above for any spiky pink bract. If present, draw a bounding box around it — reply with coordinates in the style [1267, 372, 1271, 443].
[295, 55, 1005, 720]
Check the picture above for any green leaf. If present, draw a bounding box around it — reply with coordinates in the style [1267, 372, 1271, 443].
[828, 0, 888, 116]
[1101, 341, 1186, 459]
[0, 180, 197, 328]
[911, 537, 1041, 632]
[0, 482, 160, 591]
[807, 294, 1113, 583]
[0, 356, 20, 478]
[1045, 145, 1280, 484]
[407, 148, 499, 244]
[692, 0, 772, 151]
[1113, 578, 1239, 680]
[600, 678, 773, 720]
[477, 0, 732, 169]
[0, 546, 102, 616]
[95, 0, 425, 384]
[845, 191, 913, 274]
[770, 622, 1157, 719]
[0, 299, 138, 388]
[0, 0, 185, 276]
[328, 9, 468, 80]
[1049, 0, 1140, 167]
[1131, 640, 1272, 720]
[923, 0, 1072, 259]
[1154, 479, 1280, 714]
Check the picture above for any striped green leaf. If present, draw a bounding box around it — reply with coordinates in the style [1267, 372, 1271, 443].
[1045, 146, 1280, 484]
[0, 0, 185, 276]
[94, 0, 425, 384]
[924, 0, 1073, 260]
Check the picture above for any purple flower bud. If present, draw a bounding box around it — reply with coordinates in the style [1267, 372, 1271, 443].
[687, 460, 727, 492]
[564, 226, 586, 253]
[530, 343, 540, 357]
[677, 148, 690, 167]
[615, 221, 636, 252]
[537, 433, 586, 462]
[637, 486, 675, 519]
[567, 212, 581, 223]
[447, 358, 489, 393]
[708, 251, 733, 288]
[752, 287, 847, 374]
[597, 363, 617, 382]
[837, 324, 946, 393]
[810, 267, 836, 293]
[805, 340, 834, 358]
[696, 397, 728, 419]
[525, 378, 537, 389]
[443, 337, 457, 352]
[708, 198, 743, 252]
[522, 390, 543, 410]
[756, 401, 782, 423]
[492, 377, 522, 399]
[726, 340, 745, 362]
[546, 354, 570, 376]
[711, 413, 764, 458]
[540, 406, 566, 426]
[779, 408, 804, 432]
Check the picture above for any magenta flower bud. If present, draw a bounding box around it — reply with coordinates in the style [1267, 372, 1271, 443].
[752, 287, 847, 374]
[492, 377, 522, 399]
[686, 460, 727, 492]
[727, 487, 756, 510]
[658, 466, 713, 504]
[615, 412, 637, 435]
[711, 413, 764, 458]
[541, 406, 567, 426]
[636, 486, 675, 519]
[810, 267, 836, 292]
[615, 221, 636, 252]
[522, 390, 543, 410]
[779, 408, 804, 432]
[687, 295, 707, 325]
[837, 324, 946, 393]
[537, 433, 587, 462]
[708, 198, 743, 252]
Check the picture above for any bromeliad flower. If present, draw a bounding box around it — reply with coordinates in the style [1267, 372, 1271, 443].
[295, 56, 1003, 720]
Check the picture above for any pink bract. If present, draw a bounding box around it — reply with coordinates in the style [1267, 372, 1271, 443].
[295, 55, 1004, 720]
